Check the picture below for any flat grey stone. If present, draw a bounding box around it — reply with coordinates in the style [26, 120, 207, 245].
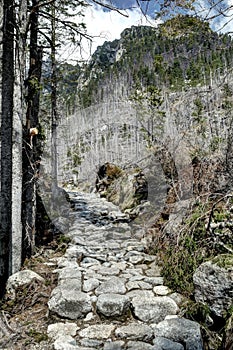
[128, 255, 144, 264]
[121, 240, 143, 248]
[143, 277, 164, 286]
[104, 231, 131, 240]
[121, 273, 136, 280]
[137, 264, 149, 270]
[96, 293, 130, 317]
[129, 275, 144, 281]
[115, 323, 153, 341]
[53, 335, 77, 350]
[64, 246, 84, 259]
[153, 286, 171, 296]
[126, 341, 155, 349]
[83, 278, 100, 292]
[102, 242, 121, 249]
[90, 295, 97, 303]
[75, 348, 97, 350]
[126, 290, 154, 300]
[124, 250, 145, 259]
[131, 296, 179, 323]
[95, 277, 126, 295]
[47, 322, 78, 340]
[153, 318, 203, 350]
[153, 336, 184, 349]
[126, 280, 152, 291]
[58, 267, 82, 281]
[57, 258, 79, 269]
[79, 324, 115, 339]
[109, 262, 128, 271]
[80, 257, 101, 266]
[58, 278, 82, 290]
[70, 235, 86, 245]
[48, 286, 92, 319]
[103, 340, 125, 350]
[84, 272, 109, 281]
[143, 254, 157, 263]
[145, 268, 162, 277]
[144, 261, 161, 276]
[169, 292, 186, 307]
[80, 338, 104, 347]
[124, 268, 143, 276]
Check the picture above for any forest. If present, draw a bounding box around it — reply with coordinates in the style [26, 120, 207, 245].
[0, 0, 233, 349]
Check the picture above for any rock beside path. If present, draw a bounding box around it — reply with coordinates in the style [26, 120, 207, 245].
[193, 254, 233, 318]
[6, 269, 45, 298]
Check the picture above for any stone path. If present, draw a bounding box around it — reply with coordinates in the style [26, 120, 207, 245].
[47, 191, 203, 350]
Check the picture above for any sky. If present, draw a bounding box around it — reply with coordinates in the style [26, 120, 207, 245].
[58, 0, 160, 62]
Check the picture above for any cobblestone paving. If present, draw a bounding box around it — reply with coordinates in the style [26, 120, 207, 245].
[47, 192, 203, 350]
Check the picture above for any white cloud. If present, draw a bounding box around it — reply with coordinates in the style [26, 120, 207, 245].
[194, 0, 233, 34]
[213, 0, 233, 34]
[58, 4, 160, 63]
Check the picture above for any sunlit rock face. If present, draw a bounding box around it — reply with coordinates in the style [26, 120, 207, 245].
[96, 162, 148, 213]
[193, 254, 233, 318]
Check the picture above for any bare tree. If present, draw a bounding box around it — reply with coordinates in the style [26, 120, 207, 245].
[0, 0, 14, 298]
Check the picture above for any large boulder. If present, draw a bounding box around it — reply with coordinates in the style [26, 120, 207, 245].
[152, 318, 203, 350]
[96, 162, 148, 213]
[96, 293, 130, 317]
[6, 269, 45, 298]
[193, 254, 233, 318]
[48, 283, 92, 319]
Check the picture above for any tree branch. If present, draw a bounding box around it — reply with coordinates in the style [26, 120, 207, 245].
[90, 0, 129, 17]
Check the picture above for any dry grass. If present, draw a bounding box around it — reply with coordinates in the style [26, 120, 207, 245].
[0, 243, 65, 350]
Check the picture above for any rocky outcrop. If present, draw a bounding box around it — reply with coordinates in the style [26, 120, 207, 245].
[193, 254, 233, 318]
[96, 162, 148, 215]
[193, 254, 233, 350]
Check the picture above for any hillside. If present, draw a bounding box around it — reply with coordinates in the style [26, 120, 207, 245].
[39, 15, 233, 349]
[75, 15, 233, 107]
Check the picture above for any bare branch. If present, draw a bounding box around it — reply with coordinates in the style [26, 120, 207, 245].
[90, 0, 129, 17]
[38, 10, 92, 41]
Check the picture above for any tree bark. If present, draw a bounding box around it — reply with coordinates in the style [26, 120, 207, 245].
[11, 0, 28, 274]
[22, 0, 42, 260]
[0, 0, 14, 297]
[51, 0, 58, 189]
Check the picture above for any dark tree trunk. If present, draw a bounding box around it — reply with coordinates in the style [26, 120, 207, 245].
[22, 0, 42, 260]
[0, 0, 14, 297]
[50, 1, 59, 213]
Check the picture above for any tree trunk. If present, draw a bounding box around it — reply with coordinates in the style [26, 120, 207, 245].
[51, 1, 58, 190]
[0, 0, 14, 297]
[11, 0, 28, 274]
[22, 0, 42, 260]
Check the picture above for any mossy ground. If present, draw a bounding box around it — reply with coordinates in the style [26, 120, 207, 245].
[212, 254, 233, 269]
